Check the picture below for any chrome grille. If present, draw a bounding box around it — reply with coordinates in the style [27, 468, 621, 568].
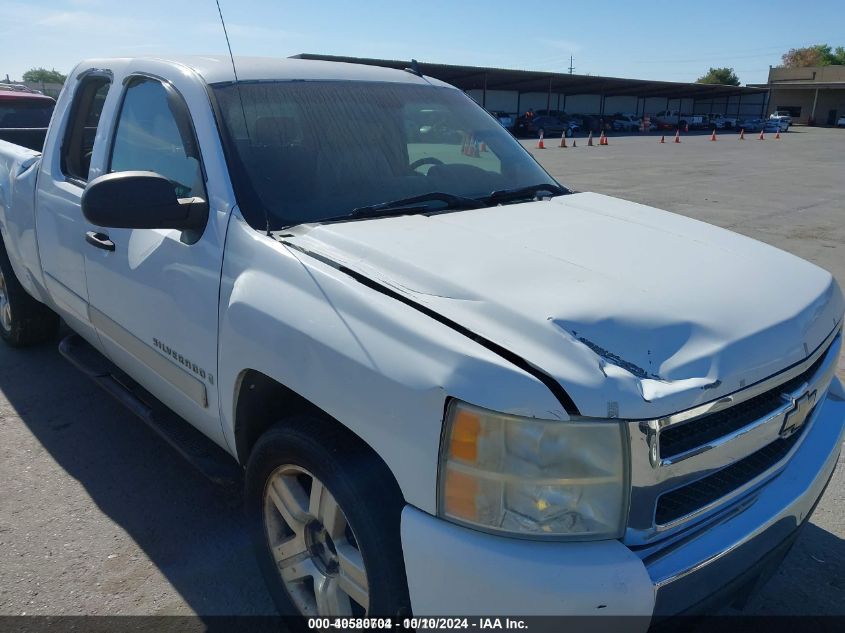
[624, 326, 841, 546]
[655, 416, 809, 525]
[659, 351, 827, 460]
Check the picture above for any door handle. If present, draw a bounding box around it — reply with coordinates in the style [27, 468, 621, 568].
[85, 231, 115, 252]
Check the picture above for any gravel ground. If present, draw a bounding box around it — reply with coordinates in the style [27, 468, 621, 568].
[0, 126, 842, 618]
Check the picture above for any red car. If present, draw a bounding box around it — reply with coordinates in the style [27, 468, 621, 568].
[0, 88, 56, 151]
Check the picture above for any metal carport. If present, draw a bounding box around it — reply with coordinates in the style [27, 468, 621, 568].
[292, 53, 768, 118]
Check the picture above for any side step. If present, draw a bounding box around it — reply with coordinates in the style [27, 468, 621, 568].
[58, 333, 242, 489]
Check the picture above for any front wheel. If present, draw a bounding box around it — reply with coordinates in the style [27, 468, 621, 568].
[0, 239, 59, 347]
[245, 416, 410, 618]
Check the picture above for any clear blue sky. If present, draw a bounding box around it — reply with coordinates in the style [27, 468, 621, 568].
[2, 0, 842, 85]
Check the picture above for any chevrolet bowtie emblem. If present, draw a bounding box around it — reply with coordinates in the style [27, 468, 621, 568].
[780, 389, 817, 438]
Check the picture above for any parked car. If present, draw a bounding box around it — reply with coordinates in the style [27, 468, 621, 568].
[766, 116, 790, 132]
[737, 118, 764, 132]
[526, 114, 579, 138]
[0, 87, 56, 152]
[721, 115, 739, 129]
[770, 111, 793, 126]
[708, 114, 727, 129]
[1, 54, 843, 621]
[611, 113, 641, 131]
[577, 114, 600, 132]
[837, 115, 845, 128]
[0, 82, 43, 94]
[654, 110, 705, 130]
[489, 110, 514, 130]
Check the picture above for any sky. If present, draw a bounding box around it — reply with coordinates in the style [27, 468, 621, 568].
[2, 0, 842, 86]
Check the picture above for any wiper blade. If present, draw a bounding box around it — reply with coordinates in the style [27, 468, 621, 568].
[349, 191, 486, 219]
[483, 183, 569, 205]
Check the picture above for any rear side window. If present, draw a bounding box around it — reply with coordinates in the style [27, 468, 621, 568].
[61, 74, 111, 182]
[109, 78, 204, 199]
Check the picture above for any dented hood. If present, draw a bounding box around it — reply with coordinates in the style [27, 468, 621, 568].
[284, 192, 844, 419]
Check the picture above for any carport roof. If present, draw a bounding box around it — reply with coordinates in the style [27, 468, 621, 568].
[292, 54, 768, 100]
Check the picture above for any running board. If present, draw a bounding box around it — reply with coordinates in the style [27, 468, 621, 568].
[58, 333, 242, 489]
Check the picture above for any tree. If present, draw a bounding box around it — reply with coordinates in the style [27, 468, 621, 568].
[21, 67, 66, 84]
[781, 44, 845, 68]
[696, 67, 740, 86]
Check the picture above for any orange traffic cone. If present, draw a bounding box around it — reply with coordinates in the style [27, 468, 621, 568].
[774, 130, 781, 140]
[572, 138, 577, 147]
[587, 131, 594, 146]
[479, 141, 487, 152]
[710, 129, 717, 141]
[598, 131, 605, 145]
[603, 133, 609, 146]
[758, 129, 765, 140]
[674, 130, 681, 143]
[559, 132, 567, 148]
[537, 131, 545, 149]
[660, 134, 666, 143]
[739, 128, 745, 140]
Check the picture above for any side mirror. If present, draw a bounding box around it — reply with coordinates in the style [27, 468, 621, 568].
[81, 171, 208, 233]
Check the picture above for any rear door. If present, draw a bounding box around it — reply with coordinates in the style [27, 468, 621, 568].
[35, 70, 112, 344]
[82, 68, 232, 446]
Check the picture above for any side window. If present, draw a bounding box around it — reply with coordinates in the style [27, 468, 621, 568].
[61, 74, 111, 182]
[109, 78, 204, 199]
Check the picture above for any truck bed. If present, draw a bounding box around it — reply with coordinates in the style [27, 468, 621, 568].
[0, 128, 48, 153]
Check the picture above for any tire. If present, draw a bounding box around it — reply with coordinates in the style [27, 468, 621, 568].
[0, 237, 59, 347]
[245, 415, 411, 619]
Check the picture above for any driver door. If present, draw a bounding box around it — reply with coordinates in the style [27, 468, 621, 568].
[83, 74, 227, 446]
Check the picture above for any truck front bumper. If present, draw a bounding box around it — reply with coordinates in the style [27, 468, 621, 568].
[400, 379, 845, 619]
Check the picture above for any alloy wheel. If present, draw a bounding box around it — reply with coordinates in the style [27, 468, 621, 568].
[263, 464, 369, 616]
[0, 268, 11, 333]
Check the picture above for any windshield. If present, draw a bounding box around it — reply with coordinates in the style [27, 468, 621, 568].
[211, 81, 561, 229]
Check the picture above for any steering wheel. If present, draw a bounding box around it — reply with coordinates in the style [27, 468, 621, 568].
[409, 157, 444, 172]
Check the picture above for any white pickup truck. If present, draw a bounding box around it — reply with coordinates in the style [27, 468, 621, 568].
[1, 55, 843, 622]
[654, 110, 705, 130]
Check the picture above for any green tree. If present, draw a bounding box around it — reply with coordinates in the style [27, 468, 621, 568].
[781, 44, 845, 68]
[21, 67, 67, 84]
[696, 67, 740, 86]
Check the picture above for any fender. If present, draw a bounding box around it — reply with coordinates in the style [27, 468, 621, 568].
[217, 212, 567, 514]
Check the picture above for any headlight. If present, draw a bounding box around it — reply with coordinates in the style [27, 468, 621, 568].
[438, 400, 628, 539]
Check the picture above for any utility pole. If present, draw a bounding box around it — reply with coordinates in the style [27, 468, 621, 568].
[568, 56, 574, 74]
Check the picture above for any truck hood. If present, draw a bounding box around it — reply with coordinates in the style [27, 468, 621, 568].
[283, 192, 843, 419]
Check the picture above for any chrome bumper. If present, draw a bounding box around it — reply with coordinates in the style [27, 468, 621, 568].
[644, 379, 845, 615]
